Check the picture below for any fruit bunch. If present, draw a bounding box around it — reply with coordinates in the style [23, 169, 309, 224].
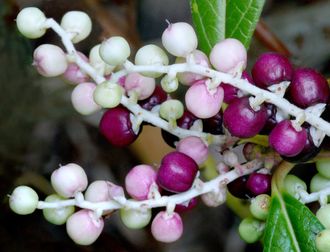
[8, 7, 330, 250]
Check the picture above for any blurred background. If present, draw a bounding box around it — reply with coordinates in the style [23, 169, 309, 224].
[1, 0, 330, 251]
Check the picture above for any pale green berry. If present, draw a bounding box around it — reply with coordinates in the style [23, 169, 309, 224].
[99, 36, 130, 66]
[317, 160, 330, 179]
[316, 229, 330, 252]
[93, 81, 123, 108]
[120, 208, 152, 229]
[42, 194, 75, 225]
[9, 186, 39, 215]
[16, 7, 47, 39]
[284, 174, 307, 199]
[159, 99, 184, 122]
[61, 11, 92, 43]
[135, 44, 169, 78]
[316, 204, 330, 229]
[238, 217, 264, 243]
[161, 75, 179, 93]
[250, 194, 271, 221]
[310, 174, 330, 193]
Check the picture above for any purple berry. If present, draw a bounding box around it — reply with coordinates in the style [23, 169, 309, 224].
[99, 106, 138, 147]
[227, 175, 251, 199]
[246, 173, 271, 196]
[157, 151, 198, 193]
[202, 110, 224, 135]
[269, 120, 307, 157]
[138, 85, 168, 111]
[252, 52, 293, 89]
[223, 97, 268, 138]
[288, 68, 329, 108]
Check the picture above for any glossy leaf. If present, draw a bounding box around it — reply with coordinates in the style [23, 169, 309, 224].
[190, 0, 226, 54]
[263, 192, 324, 252]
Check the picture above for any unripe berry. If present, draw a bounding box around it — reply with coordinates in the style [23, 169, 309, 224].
[135, 44, 169, 78]
[42, 194, 75, 225]
[176, 136, 208, 165]
[33, 44, 68, 77]
[185, 80, 224, 119]
[316, 204, 330, 228]
[66, 209, 104, 245]
[120, 208, 152, 229]
[210, 38, 247, 74]
[162, 22, 198, 57]
[316, 229, 330, 252]
[99, 36, 130, 66]
[151, 211, 183, 243]
[16, 7, 47, 39]
[51, 163, 88, 198]
[125, 165, 157, 200]
[124, 72, 156, 100]
[93, 81, 123, 108]
[9, 186, 39, 215]
[238, 217, 264, 243]
[61, 11, 92, 43]
[85, 181, 124, 202]
[250, 194, 271, 221]
[71, 82, 101, 115]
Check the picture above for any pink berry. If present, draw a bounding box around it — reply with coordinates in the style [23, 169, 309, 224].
[63, 52, 90, 84]
[51, 163, 88, 198]
[124, 72, 156, 100]
[66, 209, 104, 245]
[151, 211, 183, 243]
[210, 38, 247, 74]
[176, 136, 208, 165]
[71, 82, 101, 115]
[125, 165, 157, 200]
[185, 79, 224, 119]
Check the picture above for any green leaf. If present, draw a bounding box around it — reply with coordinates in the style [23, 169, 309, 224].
[226, 0, 265, 48]
[263, 192, 324, 252]
[190, 0, 226, 54]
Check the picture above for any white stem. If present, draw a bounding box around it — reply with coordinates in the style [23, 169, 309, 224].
[37, 159, 263, 212]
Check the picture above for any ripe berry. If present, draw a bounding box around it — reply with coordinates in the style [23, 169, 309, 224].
[246, 173, 271, 196]
[138, 85, 168, 111]
[288, 68, 329, 108]
[157, 151, 198, 193]
[151, 211, 183, 243]
[99, 106, 139, 147]
[252, 52, 293, 89]
[269, 120, 307, 157]
[223, 96, 268, 138]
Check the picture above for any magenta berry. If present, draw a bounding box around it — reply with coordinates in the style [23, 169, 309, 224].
[157, 151, 198, 193]
[269, 120, 307, 157]
[185, 79, 224, 119]
[99, 106, 139, 147]
[252, 52, 293, 89]
[138, 85, 168, 111]
[246, 173, 271, 196]
[125, 164, 157, 200]
[223, 97, 268, 138]
[151, 211, 183, 243]
[176, 136, 208, 165]
[288, 68, 329, 108]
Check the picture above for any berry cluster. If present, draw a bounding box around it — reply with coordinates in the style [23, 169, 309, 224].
[10, 6, 330, 248]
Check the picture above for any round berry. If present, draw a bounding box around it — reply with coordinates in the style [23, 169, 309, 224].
[71, 82, 101, 115]
[61, 11, 92, 43]
[33, 44, 68, 77]
[9, 186, 39, 215]
[157, 151, 198, 193]
[42, 194, 75, 225]
[238, 217, 264, 243]
[176, 136, 208, 165]
[125, 165, 157, 200]
[210, 38, 247, 74]
[151, 211, 183, 243]
[185, 80, 224, 119]
[252, 52, 293, 89]
[316, 229, 330, 252]
[250, 194, 271, 221]
[246, 173, 271, 196]
[162, 22, 197, 57]
[16, 7, 47, 39]
[99, 36, 130, 66]
[66, 209, 104, 245]
[51, 163, 88, 198]
[120, 208, 152, 229]
[223, 96, 268, 138]
[269, 120, 307, 157]
[99, 106, 139, 147]
[289, 68, 329, 108]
